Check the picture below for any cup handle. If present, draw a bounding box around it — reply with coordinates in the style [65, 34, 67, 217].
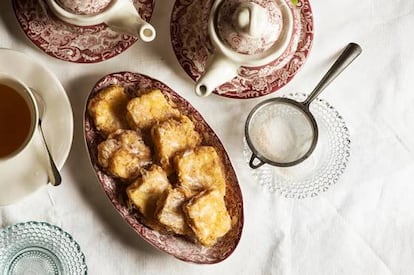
[249, 154, 265, 169]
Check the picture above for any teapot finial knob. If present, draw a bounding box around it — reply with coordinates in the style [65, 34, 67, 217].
[235, 3, 268, 38]
[215, 0, 284, 55]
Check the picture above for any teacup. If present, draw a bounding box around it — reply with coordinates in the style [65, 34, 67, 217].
[46, 0, 156, 42]
[0, 73, 38, 161]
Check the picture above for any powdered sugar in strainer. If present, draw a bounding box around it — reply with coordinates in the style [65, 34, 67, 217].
[245, 43, 362, 168]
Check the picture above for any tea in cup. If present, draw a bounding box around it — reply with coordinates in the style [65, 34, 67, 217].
[0, 73, 38, 160]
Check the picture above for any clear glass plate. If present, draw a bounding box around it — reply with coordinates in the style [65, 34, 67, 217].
[243, 93, 351, 198]
[0, 221, 87, 275]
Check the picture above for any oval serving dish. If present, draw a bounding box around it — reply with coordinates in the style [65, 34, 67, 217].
[84, 72, 244, 264]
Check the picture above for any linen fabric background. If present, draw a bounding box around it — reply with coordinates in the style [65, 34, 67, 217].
[1, 0, 413, 274]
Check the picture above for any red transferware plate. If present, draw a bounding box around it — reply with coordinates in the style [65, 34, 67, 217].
[13, 0, 154, 63]
[171, 0, 314, 98]
[84, 72, 244, 264]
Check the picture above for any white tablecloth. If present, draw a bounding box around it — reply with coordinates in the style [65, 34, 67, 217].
[1, 0, 414, 274]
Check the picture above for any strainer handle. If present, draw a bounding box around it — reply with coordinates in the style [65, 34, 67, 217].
[249, 154, 265, 169]
[303, 42, 362, 106]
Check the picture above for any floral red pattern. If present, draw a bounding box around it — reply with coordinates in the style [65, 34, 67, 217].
[13, 0, 154, 63]
[171, 0, 314, 99]
[84, 72, 244, 264]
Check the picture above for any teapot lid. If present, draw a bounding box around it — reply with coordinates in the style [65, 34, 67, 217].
[215, 0, 285, 55]
[56, 0, 112, 15]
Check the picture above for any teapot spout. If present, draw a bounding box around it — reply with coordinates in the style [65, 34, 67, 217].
[195, 54, 239, 97]
[105, 0, 156, 42]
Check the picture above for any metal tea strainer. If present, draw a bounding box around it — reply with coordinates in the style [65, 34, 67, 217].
[245, 42, 362, 169]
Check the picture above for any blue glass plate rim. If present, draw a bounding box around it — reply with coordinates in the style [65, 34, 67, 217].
[0, 221, 87, 274]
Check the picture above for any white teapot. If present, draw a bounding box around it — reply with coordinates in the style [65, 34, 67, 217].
[45, 0, 156, 42]
[195, 0, 297, 97]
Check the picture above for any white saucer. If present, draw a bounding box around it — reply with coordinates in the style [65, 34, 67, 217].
[0, 49, 73, 206]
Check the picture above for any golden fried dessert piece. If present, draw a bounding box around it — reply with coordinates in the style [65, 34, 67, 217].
[97, 138, 118, 168]
[108, 149, 143, 180]
[174, 146, 226, 197]
[88, 85, 129, 136]
[184, 189, 231, 247]
[127, 165, 172, 219]
[126, 89, 180, 130]
[97, 129, 151, 180]
[151, 115, 202, 174]
[156, 188, 190, 235]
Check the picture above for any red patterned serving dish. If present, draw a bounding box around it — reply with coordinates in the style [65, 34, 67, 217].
[84, 72, 244, 264]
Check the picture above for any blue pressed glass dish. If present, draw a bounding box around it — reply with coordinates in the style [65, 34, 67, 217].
[0, 221, 87, 275]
